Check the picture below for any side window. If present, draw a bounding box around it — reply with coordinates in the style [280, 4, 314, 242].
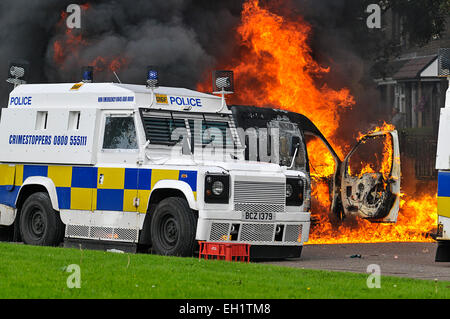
[102, 115, 138, 150]
[35, 111, 48, 130]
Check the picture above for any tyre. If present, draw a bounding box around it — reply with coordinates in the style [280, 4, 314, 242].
[19, 192, 65, 246]
[150, 197, 197, 257]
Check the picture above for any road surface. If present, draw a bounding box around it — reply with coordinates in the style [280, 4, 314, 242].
[264, 242, 450, 281]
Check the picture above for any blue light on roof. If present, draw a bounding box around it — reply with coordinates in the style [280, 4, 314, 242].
[82, 66, 93, 82]
[147, 70, 158, 80]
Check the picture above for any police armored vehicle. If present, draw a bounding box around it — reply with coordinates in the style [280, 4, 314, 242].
[435, 48, 450, 262]
[0, 66, 310, 258]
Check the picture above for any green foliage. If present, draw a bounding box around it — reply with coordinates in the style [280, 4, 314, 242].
[388, 0, 448, 46]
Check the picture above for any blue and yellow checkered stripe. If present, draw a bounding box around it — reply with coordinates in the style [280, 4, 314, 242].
[438, 171, 450, 218]
[0, 164, 197, 214]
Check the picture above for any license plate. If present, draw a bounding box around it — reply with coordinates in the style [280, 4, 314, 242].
[242, 212, 275, 221]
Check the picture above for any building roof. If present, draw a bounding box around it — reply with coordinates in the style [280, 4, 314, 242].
[371, 58, 408, 80]
[392, 55, 437, 80]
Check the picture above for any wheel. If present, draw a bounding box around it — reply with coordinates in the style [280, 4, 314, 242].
[19, 192, 65, 246]
[150, 197, 197, 257]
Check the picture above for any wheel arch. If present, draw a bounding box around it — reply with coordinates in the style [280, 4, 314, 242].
[15, 177, 59, 212]
[138, 180, 198, 247]
[147, 180, 198, 211]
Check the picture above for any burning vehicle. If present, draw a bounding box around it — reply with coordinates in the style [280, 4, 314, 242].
[231, 105, 401, 225]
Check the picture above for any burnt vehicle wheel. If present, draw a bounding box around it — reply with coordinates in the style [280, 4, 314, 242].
[150, 197, 196, 257]
[19, 192, 65, 246]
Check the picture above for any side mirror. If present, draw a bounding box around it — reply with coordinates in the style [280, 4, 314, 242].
[290, 136, 300, 156]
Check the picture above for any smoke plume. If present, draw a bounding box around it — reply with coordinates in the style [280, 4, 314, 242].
[0, 0, 242, 104]
[0, 0, 382, 142]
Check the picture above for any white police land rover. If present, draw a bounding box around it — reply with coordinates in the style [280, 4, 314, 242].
[0, 66, 310, 258]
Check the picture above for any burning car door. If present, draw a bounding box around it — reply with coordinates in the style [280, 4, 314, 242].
[339, 130, 401, 223]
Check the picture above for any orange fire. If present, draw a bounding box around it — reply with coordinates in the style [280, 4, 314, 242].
[309, 193, 437, 244]
[198, 0, 437, 243]
[349, 122, 394, 179]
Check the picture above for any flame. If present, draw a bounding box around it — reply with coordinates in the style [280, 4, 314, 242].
[349, 122, 394, 179]
[204, 0, 354, 141]
[52, 3, 128, 75]
[358, 122, 396, 139]
[309, 193, 437, 244]
[198, 0, 437, 243]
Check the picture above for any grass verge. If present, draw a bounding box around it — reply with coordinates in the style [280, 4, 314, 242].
[0, 242, 448, 299]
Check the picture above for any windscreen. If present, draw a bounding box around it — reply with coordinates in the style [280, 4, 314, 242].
[275, 121, 307, 171]
[243, 119, 308, 170]
[188, 119, 234, 149]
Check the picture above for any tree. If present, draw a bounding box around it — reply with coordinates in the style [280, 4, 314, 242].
[385, 0, 449, 46]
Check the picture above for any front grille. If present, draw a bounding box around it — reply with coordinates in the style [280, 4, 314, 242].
[209, 222, 231, 241]
[208, 222, 304, 244]
[284, 224, 303, 243]
[235, 203, 284, 213]
[234, 181, 285, 213]
[240, 223, 275, 242]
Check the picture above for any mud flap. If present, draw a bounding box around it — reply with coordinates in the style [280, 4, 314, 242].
[435, 240, 450, 262]
[250, 245, 302, 260]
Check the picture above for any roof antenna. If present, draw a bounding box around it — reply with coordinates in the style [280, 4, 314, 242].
[113, 71, 122, 83]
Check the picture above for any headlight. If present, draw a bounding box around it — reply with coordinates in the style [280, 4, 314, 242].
[205, 174, 230, 204]
[286, 177, 305, 206]
[212, 181, 224, 195]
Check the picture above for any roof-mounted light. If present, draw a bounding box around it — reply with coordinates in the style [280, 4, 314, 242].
[146, 66, 159, 88]
[213, 70, 234, 94]
[212, 70, 234, 113]
[6, 60, 29, 88]
[82, 66, 93, 83]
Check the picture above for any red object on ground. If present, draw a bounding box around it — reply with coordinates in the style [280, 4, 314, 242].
[198, 241, 251, 263]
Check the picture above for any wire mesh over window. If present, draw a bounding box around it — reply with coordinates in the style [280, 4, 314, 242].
[140, 110, 242, 151]
[142, 117, 187, 145]
[438, 48, 450, 77]
[102, 116, 138, 149]
[188, 119, 234, 149]
[213, 70, 234, 92]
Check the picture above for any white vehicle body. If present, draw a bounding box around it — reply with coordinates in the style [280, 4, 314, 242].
[435, 78, 450, 261]
[0, 81, 310, 257]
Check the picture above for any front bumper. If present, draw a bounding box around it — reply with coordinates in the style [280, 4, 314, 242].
[196, 211, 310, 246]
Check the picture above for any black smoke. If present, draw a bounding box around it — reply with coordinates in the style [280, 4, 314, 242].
[0, 0, 243, 105]
[289, 0, 389, 146]
[0, 0, 386, 142]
